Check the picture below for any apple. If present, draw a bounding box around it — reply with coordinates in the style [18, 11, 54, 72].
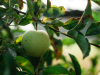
[21, 30, 50, 57]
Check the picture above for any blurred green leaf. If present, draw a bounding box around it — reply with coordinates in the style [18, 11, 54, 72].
[68, 30, 90, 59]
[43, 65, 72, 75]
[33, 0, 42, 15]
[92, 0, 100, 5]
[8, 48, 17, 57]
[74, 0, 92, 30]
[19, 17, 33, 25]
[0, 0, 3, 5]
[45, 50, 53, 66]
[19, 12, 33, 25]
[9, 44, 25, 56]
[62, 37, 75, 46]
[0, 7, 19, 18]
[92, 11, 100, 22]
[47, 0, 51, 9]
[2, 40, 8, 49]
[69, 54, 81, 75]
[26, 0, 34, 16]
[63, 17, 80, 30]
[86, 22, 100, 36]
[13, 35, 23, 45]
[44, 25, 54, 37]
[43, 7, 64, 18]
[14, 56, 34, 75]
[51, 19, 64, 27]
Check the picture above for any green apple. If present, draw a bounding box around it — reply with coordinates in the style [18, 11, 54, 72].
[21, 30, 50, 57]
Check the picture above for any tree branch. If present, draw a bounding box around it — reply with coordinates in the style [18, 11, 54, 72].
[7, 18, 16, 26]
[90, 43, 100, 48]
[14, 8, 26, 15]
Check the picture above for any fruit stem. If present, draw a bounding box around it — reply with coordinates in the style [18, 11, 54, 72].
[34, 56, 43, 75]
[36, 22, 37, 31]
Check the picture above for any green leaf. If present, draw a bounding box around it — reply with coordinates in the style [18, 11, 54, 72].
[8, 48, 17, 57]
[14, 56, 34, 75]
[33, 0, 42, 14]
[47, 0, 51, 9]
[43, 8, 64, 18]
[63, 17, 80, 30]
[26, 0, 34, 16]
[13, 35, 23, 45]
[85, 22, 100, 36]
[69, 54, 81, 75]
[51, 19, 64, 27]
[67, 30, 90, 59]
[45, 50, 53, 66]
[92, 11, 100, 22]
[43, 65, 72, 75]
[92, 0, 100, 5]
[62, 37, 75, 46]
[74, 0, 92, 30]
[0, 7, 19, 18]
[44, 25, 54, 37]
[2, 40, 8, 49]
[0, 0, 3, 5]
[0, 20, 6, 27]
[19, 17, 33, 25]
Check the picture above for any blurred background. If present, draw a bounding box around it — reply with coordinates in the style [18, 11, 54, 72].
[9, 0, 100, 75]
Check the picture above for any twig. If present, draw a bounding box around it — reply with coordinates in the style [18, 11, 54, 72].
[7, 18, 16, 26]
[90, 43, 100, 48]
[14, 8, 26, 15]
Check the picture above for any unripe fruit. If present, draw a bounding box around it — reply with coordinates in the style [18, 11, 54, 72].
[21, 30, 50, 57]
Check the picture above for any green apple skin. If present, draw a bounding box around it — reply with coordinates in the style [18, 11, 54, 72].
[21, 30, 50, 57]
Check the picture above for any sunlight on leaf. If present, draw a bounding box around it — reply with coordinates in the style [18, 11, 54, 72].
[14, 56, 34, 75]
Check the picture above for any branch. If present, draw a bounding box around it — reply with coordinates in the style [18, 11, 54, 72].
[14, 8, 26, 15]
[7, 18, 16, 26]
[90, 43, 100, 48]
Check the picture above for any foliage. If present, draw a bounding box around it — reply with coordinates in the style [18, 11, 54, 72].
[0, 0, 100, 75]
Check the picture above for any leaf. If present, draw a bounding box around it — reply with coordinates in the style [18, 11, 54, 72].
[13, 35, 23, 45]
[92, 0, 100, 5]
[85, 22, 100, 36]
[74, 0, 92, 30]
[47, 0, 51, 9]
[63, 17, 80, 30]
[69, 54, 81, 75]
[43, 7, 64, 18]
[8, 48, 17, 57]
[18, 0, 23, 10]
[51, 19, 64, 27]
[62, 37, 75, 46]
[19, 17, 33, 25]
[26, 0, 34, 16]
[33, 0, 42, 14]
[14, 56, 34, 75]
[0, 7, 19, 18]
[45, 50, 53, 66]
[50, 37, 63, 59]
[44, 25, 54, 37]
[0, 0, 3, 5]
[67, 30, 90, 59]
[43, 65, 72, 75]
[2, 40, 8, 49]
[92, 11, 100, 22]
